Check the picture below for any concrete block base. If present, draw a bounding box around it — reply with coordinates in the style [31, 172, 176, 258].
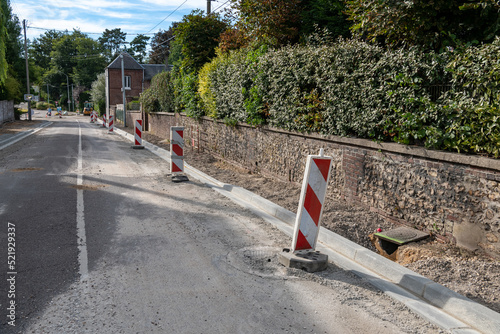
[131, 145, 144, 149]
[279, 248, 328, 273]
[171, 174, 189, 183]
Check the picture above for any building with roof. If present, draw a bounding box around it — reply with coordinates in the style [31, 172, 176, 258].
[105, 52, 170, 116]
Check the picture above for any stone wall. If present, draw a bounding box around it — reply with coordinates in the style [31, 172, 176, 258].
[147, 112, 500, 256]
[0, 100, 14, 124]
[125, 111, 142, 129]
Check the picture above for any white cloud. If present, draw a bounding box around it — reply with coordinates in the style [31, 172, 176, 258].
[13, 0, 209, 41]
[140, 0, 205, 9]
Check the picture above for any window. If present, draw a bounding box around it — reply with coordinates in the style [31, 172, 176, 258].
[124, 76, 131, 89]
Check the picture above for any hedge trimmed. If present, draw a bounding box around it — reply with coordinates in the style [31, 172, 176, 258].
[142, 37, 500, 157]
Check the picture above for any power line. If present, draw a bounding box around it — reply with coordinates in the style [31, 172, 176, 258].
[29, 26, 156, 36]
[212, 0, 231, 14]
[146, 0, 187, 34]
[155, 35, 176, 48]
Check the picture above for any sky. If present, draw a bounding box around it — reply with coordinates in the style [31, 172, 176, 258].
[9, 0, 232, 44]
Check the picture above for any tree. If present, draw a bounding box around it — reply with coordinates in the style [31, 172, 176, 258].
[98, 28, 126, 62]
[218, 28, 247, 54]
[173, 10, 228, 72]
[0, 0, 23, 101]
[39, 30, 107, 105]
[73, 36, 107, 88]
[129, 34, 150, 63]
[227, 0, 302, 47]
[167, 38, 183, 67]
[0, 1, 7, 85]
[346, 0, 500, 51]
[50, 33, 78, 83]
[149, 24, 178, 65]
[30, 30, 64, 70]
[90, 72, 106, 113]
[299, 0, 350, 39]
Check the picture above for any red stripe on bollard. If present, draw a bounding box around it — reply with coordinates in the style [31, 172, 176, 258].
[291, 149, 332, 252]
[134, 120, 143, 146]
[172, 144, 183, 157]
[170, 126, 185, 174]
[108, 116, 114, 133]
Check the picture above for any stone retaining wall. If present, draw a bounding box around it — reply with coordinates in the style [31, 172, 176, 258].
[148, 112, 500, 256]
[0, 100, 14, 124]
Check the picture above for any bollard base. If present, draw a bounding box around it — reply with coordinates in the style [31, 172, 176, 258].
[279, 248, 328, 273]
[131, 145, 144, 149]
[171, 174, 189, 183]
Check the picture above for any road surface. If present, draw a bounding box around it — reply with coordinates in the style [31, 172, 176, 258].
[0, 115, 440, 333]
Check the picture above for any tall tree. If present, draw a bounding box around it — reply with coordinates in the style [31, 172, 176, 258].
[227, 0, 302, 47]
[173, 10, 228, 72]
[73, 36, 107, 88]
[149, 23, 178, 65]
[0, 0, 22, 101]
[98, 28, 126, 62]
[0, 1, 7, 85]
[300, 0, 350, 39]
[129, 34, 150, 63]
[30, 30, 64, 70]
[90, 72, 106, 113]
[346, 0, 500, 51]
[51, 33, 78, 76]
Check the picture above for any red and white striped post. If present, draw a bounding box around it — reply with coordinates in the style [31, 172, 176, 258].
[291, 148, 332, 252]
[108, 115, 114, 134]
[170, 126, 188, 182]
[170, 126, 184, 173]
[132, 119, 144, 149]
[102, 114, 106, 127]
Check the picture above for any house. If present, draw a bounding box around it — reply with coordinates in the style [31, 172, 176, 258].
[105, 52, 170, 116]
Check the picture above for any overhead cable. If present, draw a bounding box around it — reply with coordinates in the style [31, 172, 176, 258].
[146, 0, 187, 34]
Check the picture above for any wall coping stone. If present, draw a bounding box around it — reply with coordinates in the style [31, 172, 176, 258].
[150, 112, 500, 173]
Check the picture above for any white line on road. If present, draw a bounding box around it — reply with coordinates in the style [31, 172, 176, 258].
[76, 121, 89, 281]
[0, 121, 52, 150]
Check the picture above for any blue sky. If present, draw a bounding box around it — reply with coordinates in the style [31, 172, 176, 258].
[10, 0, 231, 44]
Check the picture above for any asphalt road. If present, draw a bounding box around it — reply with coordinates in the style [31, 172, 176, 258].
[0, 115, 440, 333]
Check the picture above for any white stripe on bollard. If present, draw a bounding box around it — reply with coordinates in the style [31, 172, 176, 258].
[135, 120, 143, 146]
[132, 120, 144, 149]
[108, 115, 114, 133]
[291, 149, 332, 252]
[170, 126, 184, 173]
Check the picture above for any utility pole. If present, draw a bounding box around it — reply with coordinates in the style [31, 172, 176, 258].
[120, 53, 127, 127]
[71, 84, 74, 112]
[207, 0, 211, 14]
[66, 75, 70, 113]
[23, 19, 31, 121]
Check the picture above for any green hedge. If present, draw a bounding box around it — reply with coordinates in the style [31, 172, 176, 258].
[204, 39, 448, 139]
[36, 101, 56, 109]
[141, 37, 500, 157]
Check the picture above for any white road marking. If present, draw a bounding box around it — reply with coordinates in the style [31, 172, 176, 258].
[76, 121, 89, 280]
[0, 122, 52, 150]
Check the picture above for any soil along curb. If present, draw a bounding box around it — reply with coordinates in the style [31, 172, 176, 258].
[110, 124, 500, 334]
